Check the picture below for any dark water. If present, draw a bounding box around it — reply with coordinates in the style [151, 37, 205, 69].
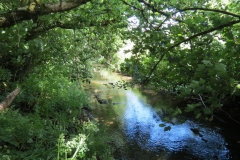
[85, 70, 240, 160]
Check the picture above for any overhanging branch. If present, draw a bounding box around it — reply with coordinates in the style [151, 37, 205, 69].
[25, 19, 121, 41]
[0, 0, 91, 28]
[142, 19, 240, 85]
[0, 88, 21, 111]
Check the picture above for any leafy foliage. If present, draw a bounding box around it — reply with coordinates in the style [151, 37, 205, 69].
[120, 0, 240, 120]
[0, 0, 127, 159]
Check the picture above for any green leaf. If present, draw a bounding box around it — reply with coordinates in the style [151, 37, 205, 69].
[185, 103, 201, 112]
[196, 64, 205, 72]
[202, 60, 212, 66]
[196, 41, 205, 45]
[202, 107, 211, 115]
[176, 108, 182, 114]
[237, 84, 240, 89]
[195, 112, 202, 119]
[215, 63, 226, 72]
[199, 78, 205, 84]
[225, 31, 234, 39]
[185, 104, 195, 112]
[205, 85, 213, 92]
[215, 63, 226, 71]
[190, 80, 199, 88]
[214, 63, 227, 76]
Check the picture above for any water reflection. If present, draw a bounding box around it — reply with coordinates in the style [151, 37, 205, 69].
[123, 90, 230, 160]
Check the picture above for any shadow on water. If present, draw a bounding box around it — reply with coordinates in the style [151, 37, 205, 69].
[86, 69, 238, 160]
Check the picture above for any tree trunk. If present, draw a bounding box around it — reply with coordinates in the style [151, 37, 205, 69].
[0, 88, 21, 111]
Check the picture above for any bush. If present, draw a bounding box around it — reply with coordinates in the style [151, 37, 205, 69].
[0, 68, 114, 159]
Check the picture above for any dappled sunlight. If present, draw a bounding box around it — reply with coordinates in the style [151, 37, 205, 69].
[105, 121, 114, 126]
[93, 117, 115, 126]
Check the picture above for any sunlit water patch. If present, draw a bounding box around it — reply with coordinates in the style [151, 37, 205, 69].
[123, 90, 230, 160]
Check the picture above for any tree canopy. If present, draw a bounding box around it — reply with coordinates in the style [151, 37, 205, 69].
[0, 0, 126, 83]
[120, 0, 240, 121]
[0, 1, 127, 159]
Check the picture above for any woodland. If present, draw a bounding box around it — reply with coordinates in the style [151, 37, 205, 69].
[0, 0, 240, 159]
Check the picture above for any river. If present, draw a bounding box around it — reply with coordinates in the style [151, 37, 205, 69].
[84, 69, 239, 160]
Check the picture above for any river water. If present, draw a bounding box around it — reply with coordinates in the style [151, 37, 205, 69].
[84, 69, 239, 160]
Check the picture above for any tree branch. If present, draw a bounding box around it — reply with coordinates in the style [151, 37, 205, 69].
[25, 19, 121, 41]
[0, 0, 91, 28]
[0, 88, 21, 111]
[138, 0, 169, 17]
[220, 108, 240, 124]
[121, 0, 142, 12]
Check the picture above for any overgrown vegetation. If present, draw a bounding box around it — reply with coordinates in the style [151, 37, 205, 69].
[120, 0, 240, 121]
[1, 0, 240, 159]
[0, 0, 124, 159]
[0, 65, 115, 159]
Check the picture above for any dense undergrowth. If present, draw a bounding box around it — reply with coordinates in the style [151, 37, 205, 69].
[0, 69, 115, 160]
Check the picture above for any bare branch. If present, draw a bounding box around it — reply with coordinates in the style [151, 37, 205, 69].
[220, 108, 240, 124]
[198, 94, 208, 108]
